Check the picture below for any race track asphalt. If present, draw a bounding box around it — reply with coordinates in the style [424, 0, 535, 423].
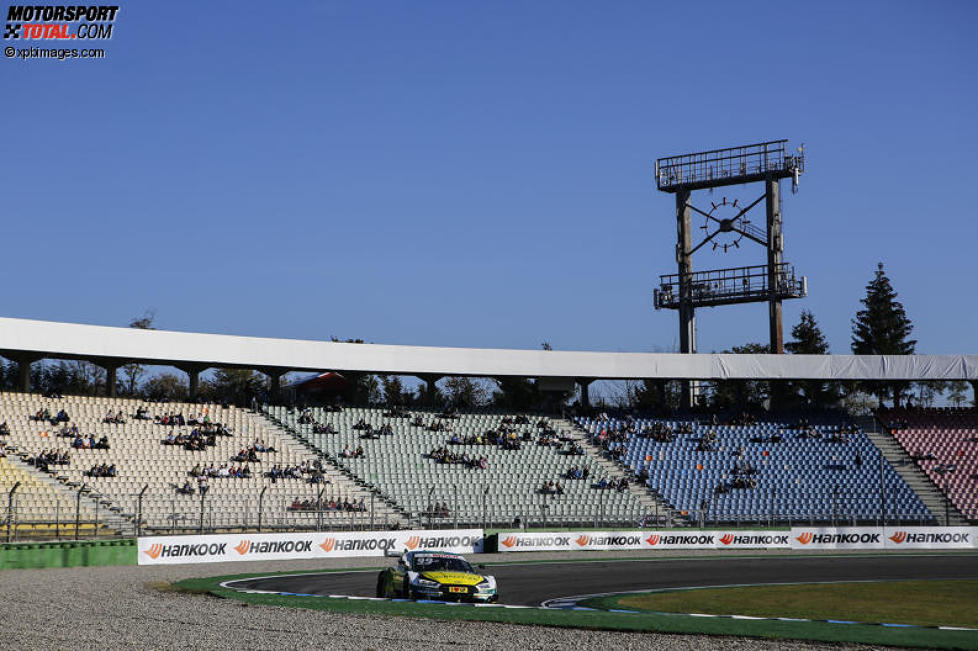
[225, 553, 978, 607]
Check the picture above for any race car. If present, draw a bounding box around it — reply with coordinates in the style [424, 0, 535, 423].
[376, 550, 498, 602]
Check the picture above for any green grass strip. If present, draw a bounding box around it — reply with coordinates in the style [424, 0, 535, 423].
[581, 580, 978, 629]
[175, 573, 978, 649]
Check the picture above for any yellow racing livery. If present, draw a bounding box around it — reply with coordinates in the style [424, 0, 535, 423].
[377, 550, 498, 602]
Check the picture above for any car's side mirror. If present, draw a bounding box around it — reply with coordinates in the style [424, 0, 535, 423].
[477, 564, 487, 569]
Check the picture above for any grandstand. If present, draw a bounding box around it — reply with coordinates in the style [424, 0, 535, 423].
[4, 388, 975, 538]
[0, 394, 398, 535]
[878, 408, 978, 521]
[575, 414, 933, 525]
[266, 405, 651, 527]
[6, 385, 978, 539]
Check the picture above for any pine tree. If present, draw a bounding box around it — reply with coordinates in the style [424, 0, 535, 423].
[786, 310, 829, 355]
[851, 262, 917, 407]
[785, 310, 838, 408]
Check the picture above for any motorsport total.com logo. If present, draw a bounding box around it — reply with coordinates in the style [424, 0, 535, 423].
[4, 5, 118, 40]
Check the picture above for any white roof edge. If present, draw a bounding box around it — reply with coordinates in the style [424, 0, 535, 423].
[0, 316, 976, 381]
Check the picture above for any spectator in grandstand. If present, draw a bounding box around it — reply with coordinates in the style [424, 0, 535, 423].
[0, 421, 9, 437]
[197, 476, 209, 495]
[33, 449, 70, 470]
[253, 439, 275, 452]
[176, 480, 195, 495]
[0, 441, 6, 457]
[30, 408, 51, 423]
[103, 410, 126, 425]
[85, 463, 116, 478]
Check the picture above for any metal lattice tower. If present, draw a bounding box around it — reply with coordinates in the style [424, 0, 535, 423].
[653, 139, 807, 407]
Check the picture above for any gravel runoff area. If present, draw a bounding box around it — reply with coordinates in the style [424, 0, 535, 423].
[0, 549, 924, 651]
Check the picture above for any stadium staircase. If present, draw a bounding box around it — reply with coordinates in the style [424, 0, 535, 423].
[255, 410, 412, 528]
[0, 454, 115, 539]
[0, 393, 398, 535]
[873, 408, 978, 523]
[265, 406, 649, 528]
[557, 418, 683, 526]
[858, 415, 967, 526]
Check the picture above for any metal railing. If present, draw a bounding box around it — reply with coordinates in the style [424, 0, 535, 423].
[654, 263, 806, 310]
[656, 139, 804, 191]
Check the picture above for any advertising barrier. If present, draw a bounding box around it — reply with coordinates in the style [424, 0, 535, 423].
[883, 526, 977, 549]
[790, 527, 884, 550]
[137, 529, 484, 565]
[790, 526, 978, 550]
[713, 530, 792, 549]
[498, 527, 978, 553]
[496, 530, 790, 552]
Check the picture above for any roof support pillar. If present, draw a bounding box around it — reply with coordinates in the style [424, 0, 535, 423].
[260, 368, 286, 403]
[13, 355, 39, 393]
[176, 364, 208, 400]
[416, 374, 441, 407]
[104, 363, 118, 397]
[577, 378, 593, 409]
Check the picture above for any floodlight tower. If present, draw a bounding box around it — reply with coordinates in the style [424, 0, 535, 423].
[653, 140, 807, 408]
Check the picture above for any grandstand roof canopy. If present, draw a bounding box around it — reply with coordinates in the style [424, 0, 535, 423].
[0, 316, 976, 381]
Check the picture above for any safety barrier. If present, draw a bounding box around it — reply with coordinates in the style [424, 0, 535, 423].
[493, 527, 978, 552]
[137, 528, 485, 565]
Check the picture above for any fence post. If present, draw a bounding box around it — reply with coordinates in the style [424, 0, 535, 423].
[482, 485, 488, 531]
[453, 484, 458, 530]
[94, 498, 99, 539]
[832, 486, 839, 526]
[137, 484, 148, 537]
[75, 483, 85, 541]
[56, 500, 60, 541]
[317, 486, 325, 532]
[6, 482, 20, 543]
[199, 490, 205, 534]
[258, 485, 267, 533]
[370, 493, 375, 530]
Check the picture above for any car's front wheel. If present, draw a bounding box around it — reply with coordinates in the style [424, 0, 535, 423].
[375, 572, 388, 598]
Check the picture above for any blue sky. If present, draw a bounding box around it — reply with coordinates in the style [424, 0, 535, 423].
[2, 0, 976, 358]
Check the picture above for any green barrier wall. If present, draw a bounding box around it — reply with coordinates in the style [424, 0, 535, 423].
[0, 539, 136, 570]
